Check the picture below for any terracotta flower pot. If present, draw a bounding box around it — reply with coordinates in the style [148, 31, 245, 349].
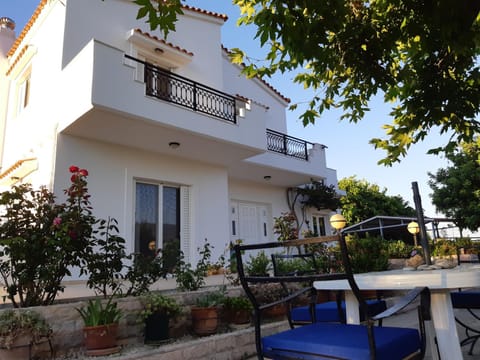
[191, 307, 218, 336]
[224, 309, 251, 325]
[83, 323, 120, 356]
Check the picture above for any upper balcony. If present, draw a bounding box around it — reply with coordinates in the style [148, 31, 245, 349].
[53, 40, 334, 186]
[56, 40, 267, 166]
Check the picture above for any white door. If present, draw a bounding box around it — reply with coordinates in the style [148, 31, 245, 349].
[231, 202, 269, 245]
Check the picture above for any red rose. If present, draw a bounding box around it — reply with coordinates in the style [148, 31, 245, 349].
[79, 169, 89, 176]
[69, 165, 79, 173]
[70, 174, 77, 182]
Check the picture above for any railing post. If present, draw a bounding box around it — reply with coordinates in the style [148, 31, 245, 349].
[282, 134, 288, 155]
[193, 83, 197, 111]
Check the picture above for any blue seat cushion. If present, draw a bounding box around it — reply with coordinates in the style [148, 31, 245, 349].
[262, 322, 421, 360]
[451, 291, 480, 309]
[291, 299, 387, 323]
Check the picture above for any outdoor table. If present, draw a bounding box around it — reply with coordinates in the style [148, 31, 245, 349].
[314, 265, 480, 360]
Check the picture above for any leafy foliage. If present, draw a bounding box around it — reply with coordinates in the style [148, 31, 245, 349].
[85, 217, 126, 298]
[223, 296, 253, 311]
[174, 239, 212, 291]
[131, 1, 480, 164]
[0, 166, 96, 307]
[297, 180, 340, 211]
[230, 0, 480, 165]
[431, 239, 458, 258]
[273, 212, 298, 241]
[245, 250, 271, 276]
[123, 252, 166, 297]
[133, 0, 183, 36]
[428, 139, 480, 232]
[346, 235, 389, 273]
[0, 310, 52, 349]
[339, 176, 415, 224]
[76, 297, 122, 327]
[195, 290, 225, 308]
[138, 293, 182, 322]
[386, 240, 415, 259]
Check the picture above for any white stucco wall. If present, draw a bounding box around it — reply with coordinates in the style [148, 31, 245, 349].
[62, 0, 225, 89]
[54, 135, 231, 265]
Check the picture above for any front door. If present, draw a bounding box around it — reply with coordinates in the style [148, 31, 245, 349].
[231, 201, 269, 245]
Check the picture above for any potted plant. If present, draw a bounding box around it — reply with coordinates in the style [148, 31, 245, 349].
[139, 292, 182, 344]
[190, 290, 225, 336]
[76, 297, 122, 356]
[251, 283, 288, 318]
[0, 309, 52, 360]
[223, 296, 253, 325]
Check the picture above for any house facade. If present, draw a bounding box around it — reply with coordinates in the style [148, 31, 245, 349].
[0, 0, 340, 275]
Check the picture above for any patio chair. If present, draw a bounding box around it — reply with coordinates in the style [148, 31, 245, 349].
[271, 253, 387, 327]
[235, 235, 431, 360]
[450, 246, 480, 355]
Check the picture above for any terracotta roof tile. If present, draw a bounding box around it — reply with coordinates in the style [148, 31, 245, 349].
[0, 158, 37, 180]
[134, 28, 194, 56]
[7, 2, 226, 59]
[5, 45, 29, 76]
[181, 4, 228, 21]
[222, 46, 291, 104]
[7, 0, 47, 58]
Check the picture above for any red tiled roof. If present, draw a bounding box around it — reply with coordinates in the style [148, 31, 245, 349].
[134, 28, 194, 56]
[222, 46, 291, 104]
[7, 1, 226, 59]
[181, 4, 228, 22]
[0, 158, 37, 181]
[6, 45, 28, 76]
[7, 0, 47, 58]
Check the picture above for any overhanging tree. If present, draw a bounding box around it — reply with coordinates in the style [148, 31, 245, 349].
[428, 139, 480, 234]
[339, 176, 416, 225]
[135, 0, 480, 165]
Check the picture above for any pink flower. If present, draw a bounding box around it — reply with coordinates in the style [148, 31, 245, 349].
[53, 217, 62, 226]
[69, 165, 79, 173]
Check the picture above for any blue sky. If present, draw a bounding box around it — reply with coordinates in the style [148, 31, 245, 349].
[1, 0, 453, 220]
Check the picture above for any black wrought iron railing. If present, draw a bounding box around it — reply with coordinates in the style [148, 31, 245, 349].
[125, 55, 237, 123]
[266, 129, 313, 161]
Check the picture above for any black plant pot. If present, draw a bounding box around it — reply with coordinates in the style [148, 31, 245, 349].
[144, 313, 170, 344]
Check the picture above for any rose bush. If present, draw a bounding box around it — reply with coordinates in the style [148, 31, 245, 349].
[0, 166, 105, 307]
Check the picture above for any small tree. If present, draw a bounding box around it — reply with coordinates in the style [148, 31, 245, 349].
[0, 166, 96, 307]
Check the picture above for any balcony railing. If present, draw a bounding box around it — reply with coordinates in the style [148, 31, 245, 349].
[266, 129, 313, 161]
[125, 55, 237, 123]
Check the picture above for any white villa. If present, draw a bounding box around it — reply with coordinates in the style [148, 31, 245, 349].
[0, 0, 340, 275]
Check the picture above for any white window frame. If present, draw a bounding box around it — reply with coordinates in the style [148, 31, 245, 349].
[134, 180, 191, 263]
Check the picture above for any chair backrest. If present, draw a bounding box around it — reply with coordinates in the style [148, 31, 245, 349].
[271, 252, 319, 276]
[457, 246, 480, 265]
[234, 235, 371, 323]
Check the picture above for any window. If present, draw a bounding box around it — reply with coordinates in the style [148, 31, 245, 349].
[311, 215, 326, 236]
[17, 69, 31, 115]
[135, 182, 191, 269]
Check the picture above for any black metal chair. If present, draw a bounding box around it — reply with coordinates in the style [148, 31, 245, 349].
[450, 246, 480, 355]
[271, 252, 387, 327]
[235, 235, 431, 360]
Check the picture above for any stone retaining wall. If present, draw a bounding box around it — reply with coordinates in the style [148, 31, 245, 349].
[4, 286, 247, 358]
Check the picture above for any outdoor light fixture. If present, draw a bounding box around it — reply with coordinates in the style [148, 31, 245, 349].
[168, 142, 180, 149]
[263, 175, 271, 180]
[407, 221, 420, 247]
[330, 213, 346, 231]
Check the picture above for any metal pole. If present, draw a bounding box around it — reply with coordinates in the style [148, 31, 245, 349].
[412, 182, 431, 265]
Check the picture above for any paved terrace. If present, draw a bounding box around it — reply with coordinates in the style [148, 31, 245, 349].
[41, 275, 480, 359]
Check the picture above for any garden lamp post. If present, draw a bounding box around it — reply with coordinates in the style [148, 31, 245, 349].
[330, 214, 346, 232]
[407, 221, 420, 247]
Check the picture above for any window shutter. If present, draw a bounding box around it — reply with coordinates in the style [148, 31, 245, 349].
[180, 186, 191, 263]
